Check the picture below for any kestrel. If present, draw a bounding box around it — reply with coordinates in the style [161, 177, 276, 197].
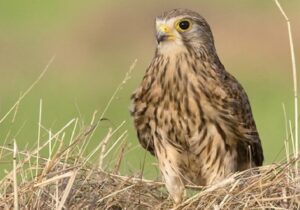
[130, 9, 264, 203]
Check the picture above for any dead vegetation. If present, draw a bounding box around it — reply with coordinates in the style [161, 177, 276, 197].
[0, 120, 299, 210]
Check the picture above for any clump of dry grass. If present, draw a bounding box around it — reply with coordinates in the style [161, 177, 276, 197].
[0, 120, 166, 210]
[0, 121, 299, 210]
[0, 1, 299, 209]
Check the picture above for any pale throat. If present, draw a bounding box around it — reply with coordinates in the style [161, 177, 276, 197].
[157, 40, 188, 57]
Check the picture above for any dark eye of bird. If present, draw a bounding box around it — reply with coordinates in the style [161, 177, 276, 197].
[179, 20, 190, 30]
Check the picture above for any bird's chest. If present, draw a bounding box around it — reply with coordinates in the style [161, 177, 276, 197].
[132, 56, 226, 149]
[138, 67, 206, 144]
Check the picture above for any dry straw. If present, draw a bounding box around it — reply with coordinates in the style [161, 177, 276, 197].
[274, 0, 298, 171]
[0, 1, 299, 209]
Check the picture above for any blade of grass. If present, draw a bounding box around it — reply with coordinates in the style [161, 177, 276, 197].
[36, 99, 43, 177]
[13, 140, 18, 210]
[0, 56, 55, 124]
[274, 0, 298, 170]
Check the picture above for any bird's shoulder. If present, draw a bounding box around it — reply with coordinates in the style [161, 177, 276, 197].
[213, 66, 255, 127]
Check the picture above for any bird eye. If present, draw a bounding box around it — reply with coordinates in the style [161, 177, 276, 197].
[176, 19, 192, 32]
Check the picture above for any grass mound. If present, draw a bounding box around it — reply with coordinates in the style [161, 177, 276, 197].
[0, 121, 299, 210]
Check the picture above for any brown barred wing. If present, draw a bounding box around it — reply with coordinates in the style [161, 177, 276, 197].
[220, 72, 264, 167]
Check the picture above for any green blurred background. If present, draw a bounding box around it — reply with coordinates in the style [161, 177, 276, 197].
[0, 0, 299, 179]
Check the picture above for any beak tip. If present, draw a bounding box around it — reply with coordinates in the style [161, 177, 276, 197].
[156, 34, 168, 43]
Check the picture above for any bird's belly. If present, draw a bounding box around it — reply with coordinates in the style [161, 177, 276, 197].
[152, 98, 237, 185]
[133, 79, 237, 185]
[182, 122, 238, 185]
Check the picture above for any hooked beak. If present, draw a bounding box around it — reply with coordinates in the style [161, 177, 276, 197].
[156, 24, 174, 43]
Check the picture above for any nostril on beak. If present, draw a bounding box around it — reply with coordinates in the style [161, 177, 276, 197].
[160, 25, 169, 33]
[156, 25, 171, 43]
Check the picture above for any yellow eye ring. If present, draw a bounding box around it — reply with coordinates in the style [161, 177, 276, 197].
[175, 19, 192, 32]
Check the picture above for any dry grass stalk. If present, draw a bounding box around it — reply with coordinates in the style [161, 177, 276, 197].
[0, 56, 55, 124]
[274, 0, 298, 169]
[13, 140, 18, 210]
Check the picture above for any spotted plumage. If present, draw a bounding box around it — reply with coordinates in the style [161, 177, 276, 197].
[130, 8, 264, 203]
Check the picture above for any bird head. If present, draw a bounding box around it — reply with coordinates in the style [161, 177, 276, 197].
[155, 9, 216, 57]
